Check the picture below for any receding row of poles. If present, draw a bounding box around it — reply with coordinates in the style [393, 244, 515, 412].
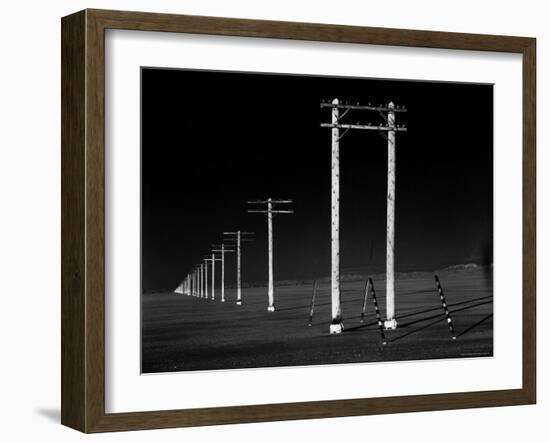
[178, 99, 407, 335]
[179, 198, 295, 311]
[180, 231, 253, 304]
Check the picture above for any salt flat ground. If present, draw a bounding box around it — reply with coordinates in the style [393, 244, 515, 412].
[142, 269, 493, 373]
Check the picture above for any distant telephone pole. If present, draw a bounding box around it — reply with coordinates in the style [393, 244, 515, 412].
[195, 267, 200, 297]
[193, 266, 200, 297]
[321, 99, 407, 332]
[223, 231, 254, 305]
[203, 258, 209, 299]
[207, 252, 222, 301]
[201, 266, 204, 297]
[247, 199, 294, 312]
[212, 244, 235, 302]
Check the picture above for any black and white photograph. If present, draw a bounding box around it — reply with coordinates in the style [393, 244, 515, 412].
[2, 0, 543, 439]
[140, 67, 494, 374]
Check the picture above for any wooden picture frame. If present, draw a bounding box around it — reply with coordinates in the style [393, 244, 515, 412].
[61, 8, 536, 433]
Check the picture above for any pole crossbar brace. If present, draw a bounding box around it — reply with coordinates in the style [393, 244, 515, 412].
[321, 123, 407, 132]
[223, 232, 255, 235]
[247, 210, 294, 214]
[224, 238, 254, 242]
[320, 102, 407, 112]
[338, 127, 352, 141]
[247, 200, 293, 204]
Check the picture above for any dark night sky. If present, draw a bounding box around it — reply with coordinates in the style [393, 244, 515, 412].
[141, 68, 493, 292]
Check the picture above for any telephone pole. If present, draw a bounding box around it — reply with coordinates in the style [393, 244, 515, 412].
[207, 252, 222, 301]
[321, 99, 407, 332]
[223, 231, 254, 305]
[385, 102, 397, 329]
[195, 267, 200, 297]
[247, 199, 294, 312]
[330, 99, 342, 333]
[212, 244, 235, 302]
[203, 258, 209, 299]
[193, 266, 201, 297]
[198, 263, 204, 298]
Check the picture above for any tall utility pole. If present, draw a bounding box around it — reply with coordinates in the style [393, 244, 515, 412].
[321, 99, 407, 332]
[203, 258, 209, 299]
[202, 264, 205, 298]
[247, 199, 294, 312]
[197, 265, 201, 297]
[223, 231, 254, 305]
[201, 263, 205, 298]
[193, 266, 200, 296]
[207, 252, 222, 301]
[212, 244, 235, 302]
[385, 102, 397, 329]
[203, 257, 213, 300]
[330, 99, 342, 333]
[199, 264, 204, 298]
[195, 266, 201, 297]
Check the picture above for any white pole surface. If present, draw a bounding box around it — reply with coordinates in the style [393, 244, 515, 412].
[200, 265, 203, 298]
[221, 244, 225, 302]
[330, 98, 343, 334]
[267, 198, 275, 312]
[205, 260, 209, 300]
[211, 253, 215, 300]
[236, 231, 242, 305]
[385, 101, 398, 330]
[201, 262, 206, 298]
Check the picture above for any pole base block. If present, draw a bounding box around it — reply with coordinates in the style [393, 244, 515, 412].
[329, 323, 344, 334]
[236, 300, 242, 306]
[384, 318, 398, 330]
[267, 305, 275, 312]
[221, 299, 225, 303]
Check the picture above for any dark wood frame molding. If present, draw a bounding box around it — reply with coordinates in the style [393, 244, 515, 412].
[61, 9, 536, 433]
